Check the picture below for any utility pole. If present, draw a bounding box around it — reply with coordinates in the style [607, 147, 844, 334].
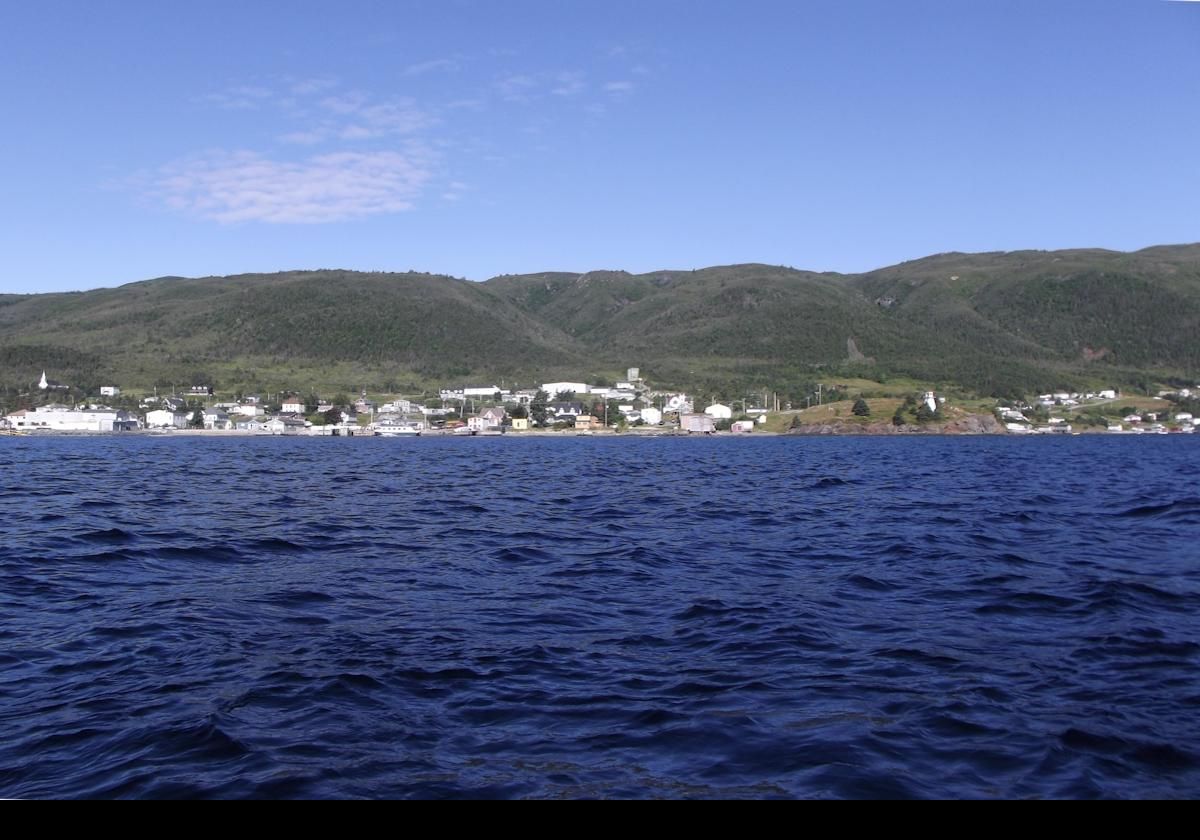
[817, 383, 823, 406]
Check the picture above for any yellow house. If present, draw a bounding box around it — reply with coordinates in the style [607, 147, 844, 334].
[511, 417, 530, 431]
[574, 415, 599, 430]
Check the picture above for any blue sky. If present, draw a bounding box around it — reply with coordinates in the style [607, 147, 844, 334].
[1, 0, 1197, 292]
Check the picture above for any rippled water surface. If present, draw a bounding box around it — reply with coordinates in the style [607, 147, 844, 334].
[1, 435, 1198, 798]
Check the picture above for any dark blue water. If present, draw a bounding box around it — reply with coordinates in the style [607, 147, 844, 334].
[1, 435, 1198, 798]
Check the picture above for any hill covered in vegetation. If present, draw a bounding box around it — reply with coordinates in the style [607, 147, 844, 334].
[2, 245, 1197, 402]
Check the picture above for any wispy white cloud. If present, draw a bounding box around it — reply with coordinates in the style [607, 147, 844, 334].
[496, 74, 539, 102]
[444, 98, 486, 111]
[442, 180, 468, 202]
[154, 149, 435, 224]
[604, 81, 635, 94]
[275, 94, 432, 145]
[320, 92, 370, 115]
[403, 58, 461, 77]
[199, 85, 275, 110]
[278, 130, 327, 146]
[551, 71, 586, 97]
[289, 77, 339, 96]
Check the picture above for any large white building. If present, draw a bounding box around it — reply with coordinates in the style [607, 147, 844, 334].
[6, 407, 137, 432]
[541, 382, 589, 397]
[440, 386, 504, 402]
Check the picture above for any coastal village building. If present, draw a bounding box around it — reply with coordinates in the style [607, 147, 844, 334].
[265, 417, 307, 435]
[145, 409, 188, 428]
[440, 386, 504, 403]
[281, 396, 306, 414]
[7, 406, 137, 432]
[202, 409, 232, 430]
[467, 407, 506, 432]
[704, 403, 733, 420]
[542, 382, 589, 397]
[661, 394, 693, 414]
[680, 413, 716, 434]
[550, 401, 585, 420]
[99, 386, 120, 397]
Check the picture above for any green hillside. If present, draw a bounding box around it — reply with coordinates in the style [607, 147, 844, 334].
[2, 245, 1198, 402]
[0, 270, 585, 396]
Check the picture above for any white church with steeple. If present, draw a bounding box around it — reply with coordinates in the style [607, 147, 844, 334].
[37, 370, 68, 391]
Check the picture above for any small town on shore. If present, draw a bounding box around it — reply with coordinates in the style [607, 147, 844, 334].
[2, 366, 1197, 438]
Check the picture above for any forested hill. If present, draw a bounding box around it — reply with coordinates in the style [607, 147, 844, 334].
[2, 245, 1198, 400]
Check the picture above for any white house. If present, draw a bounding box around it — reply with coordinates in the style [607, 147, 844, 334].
[640, 406, 663, 425]
[479, 406, 506, 428]
[731, 420, 755, 433]
[203, 409, 232, 430]
[549, 401, 585, 419]
[265, 417, 307, 435]
[281, 397, 306, 414]
[704, 403, 733, 420]
[145, 409, 187, 429]
[466, 414, 498, 432]
[99, 386, 120, 397]
[680, 413, 716, 433]
[235, 418, 270, 433]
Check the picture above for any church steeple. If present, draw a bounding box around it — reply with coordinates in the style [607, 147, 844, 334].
[38, 371, 48, 390]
